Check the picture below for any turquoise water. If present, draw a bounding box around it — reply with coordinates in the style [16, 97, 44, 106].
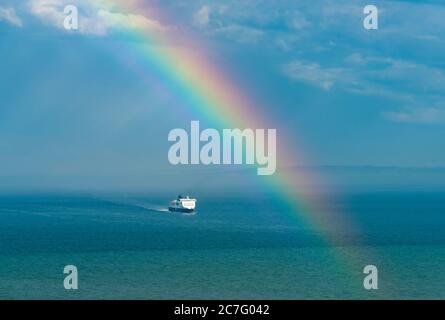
[0, 192, 445, 299]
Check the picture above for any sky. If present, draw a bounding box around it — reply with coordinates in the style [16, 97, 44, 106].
[1, 0, 445, 192]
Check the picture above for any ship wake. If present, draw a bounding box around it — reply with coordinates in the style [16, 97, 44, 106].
[98, 197, 170, 214]
[98, 196, 194, 216]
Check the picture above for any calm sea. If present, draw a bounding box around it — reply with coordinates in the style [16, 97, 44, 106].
[0, 192, 444, 299]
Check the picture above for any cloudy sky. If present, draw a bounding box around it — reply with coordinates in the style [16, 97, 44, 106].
[1, 0, 445, 191]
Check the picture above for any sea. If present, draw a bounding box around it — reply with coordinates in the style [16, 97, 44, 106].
[1, 191, 445, 299]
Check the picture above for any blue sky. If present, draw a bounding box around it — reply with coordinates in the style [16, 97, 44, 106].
[1, 0, 445, 191]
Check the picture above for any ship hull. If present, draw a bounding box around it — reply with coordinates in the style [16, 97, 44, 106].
[168, 207, 195, 213]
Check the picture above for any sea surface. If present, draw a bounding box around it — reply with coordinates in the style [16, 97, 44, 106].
[0, 192, 444, 299]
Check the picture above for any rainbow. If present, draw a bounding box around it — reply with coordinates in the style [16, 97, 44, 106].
[100, 1, 347, 231]
[88, 0, 382, 294]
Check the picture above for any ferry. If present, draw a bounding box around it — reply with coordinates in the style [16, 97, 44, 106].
[168, 195, 196, 213]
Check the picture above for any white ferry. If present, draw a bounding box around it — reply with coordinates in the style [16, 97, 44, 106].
[168, 195, 196, 213]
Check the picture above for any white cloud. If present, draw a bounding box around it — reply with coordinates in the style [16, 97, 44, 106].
[97, 9, 166, 33]
[284, 56, 445, 125]
[369, 60, 445, 94]
[288, 11, 310, 30]
[275, 34, 299, 52]
[28, 0, 68, 29]
[383, 107, 445, 124]
[190, 2, 274, 44]
[212, 24, 263, 44]
[194, 5, 210, 26]
[27, 0, 167, 35]
[0, 7, 23, 27]
[283, 60, 347, 91]
[284, 53, 445, 103]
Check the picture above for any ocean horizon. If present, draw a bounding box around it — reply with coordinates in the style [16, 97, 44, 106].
[1, 190, 444, 299]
